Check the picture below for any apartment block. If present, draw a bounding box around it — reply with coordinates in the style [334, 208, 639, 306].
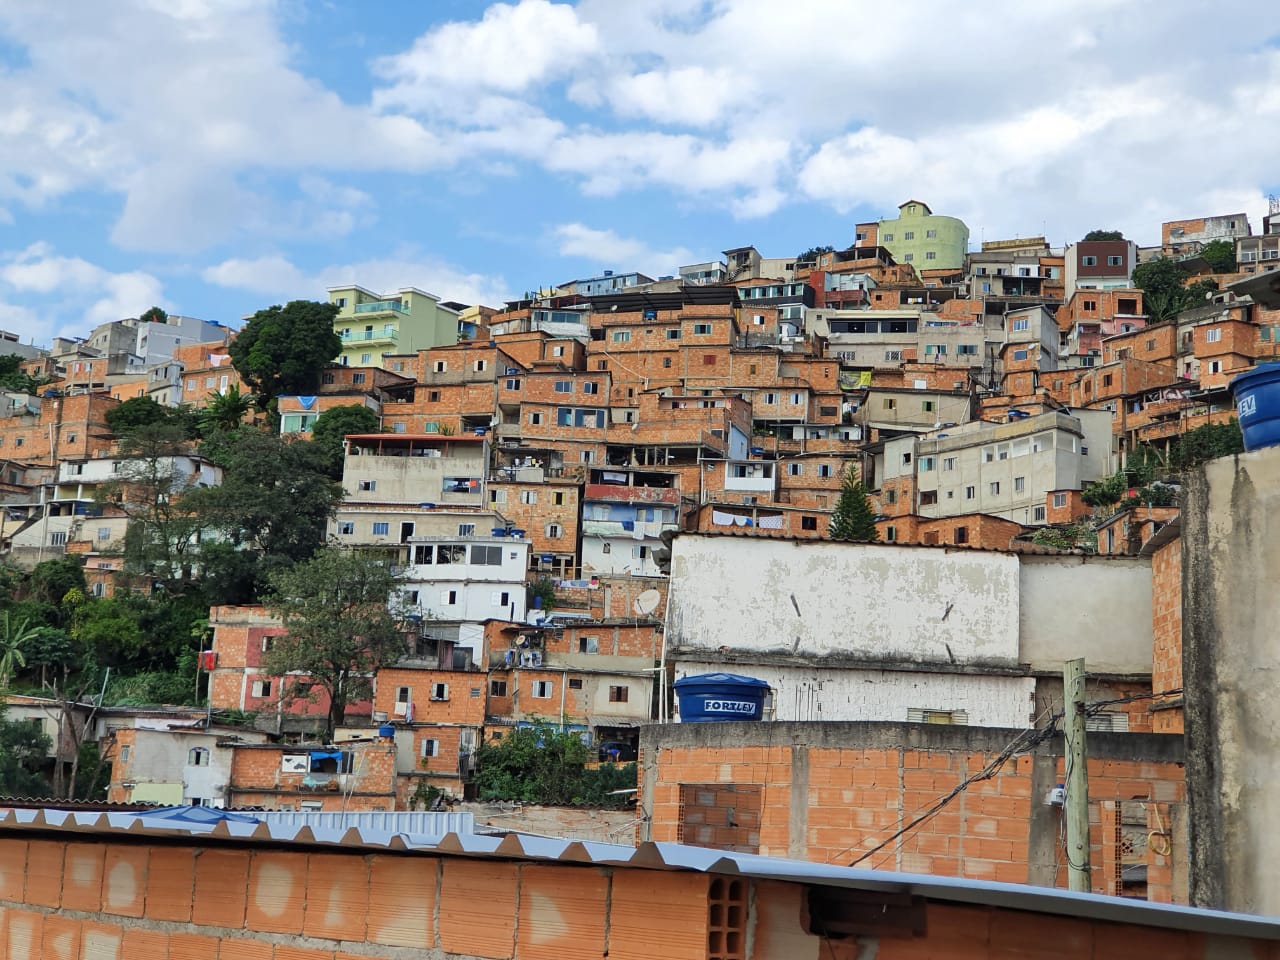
[329, 285, 460, 369]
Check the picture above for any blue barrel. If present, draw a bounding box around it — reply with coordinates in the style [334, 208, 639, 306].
[378, 724, 395, 738]
[1232, 363, 1280, 451]
[674, 673, 769, 722]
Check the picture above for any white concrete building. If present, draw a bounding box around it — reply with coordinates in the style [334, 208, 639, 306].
[878, 409, 1113, 525]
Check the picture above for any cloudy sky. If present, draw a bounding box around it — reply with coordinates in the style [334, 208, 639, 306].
[0, 0, 1275, 343]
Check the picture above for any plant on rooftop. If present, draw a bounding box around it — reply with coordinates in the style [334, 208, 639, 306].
[1083, 230, 1124, 241]
[1199, 239, 1237, 274]
[473, 720, 636, 808]
[1168, 419, 1244, 471]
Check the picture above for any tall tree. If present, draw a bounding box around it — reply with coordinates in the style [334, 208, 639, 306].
[829, 469, 879, 542]
[187, 428, 343, 602]
[1083, 229, 1124, 241]
[138, 306, 168, 324]
[797, 245, 835, 262]
[96, 423, 206, 593]
[229, 300, 341, 423]
[310, 404, 380, 478]
[0, 703, 52, 797]
[104, 396, 170, 436]
[261, 547, 408, 736]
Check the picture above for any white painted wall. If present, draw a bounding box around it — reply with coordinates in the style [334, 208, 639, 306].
[676, 661, 1036, 728]
[1019, 555, 1153, 675]
[668, 536, 1022, 667]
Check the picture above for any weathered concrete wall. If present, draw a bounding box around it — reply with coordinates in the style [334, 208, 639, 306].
[1019, 555, 1153, 676]
[676, 659, 1037, 727]
[457, 801, 639, 845]
[668, 536, 1022, 667]
[1183, 447, 1280, 914]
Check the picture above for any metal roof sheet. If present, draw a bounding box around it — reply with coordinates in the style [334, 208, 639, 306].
[4, 806, 1280, 940]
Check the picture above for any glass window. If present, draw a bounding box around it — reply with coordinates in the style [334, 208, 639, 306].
[372, 522, 389, 535]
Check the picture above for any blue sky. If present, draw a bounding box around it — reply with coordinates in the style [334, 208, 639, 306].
[0, 0, 1275, 345]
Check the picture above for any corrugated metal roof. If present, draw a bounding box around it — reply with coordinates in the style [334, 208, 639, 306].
[4, 806, 1280, 941]
[249, 809, 475, 838]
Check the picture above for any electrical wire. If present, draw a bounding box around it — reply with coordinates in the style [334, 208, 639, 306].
[1084, 687, 1183, 715]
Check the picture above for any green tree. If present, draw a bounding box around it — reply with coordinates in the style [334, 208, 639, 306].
[1081, 470, 1128, 509]
[1169, 419, 1244, 471]
[0, 611, 35, 687]
[105, 396, 171, 437]
[1083, 229, 1124, 241]
[229, 300, 342, 423]
[0, 703, 51, 797]
[138, 306, 168, 324]
[261, 547, 409, 736]
[527, 576, 557, 613]
[1133, 257, 1188, 301]
[829, 469, 879, 542]
[27, 557, 86, 608]
[797, 245, 835, 262]
[187, 429, 343, 602]
[198, 384, 255, 436]
[472, 721, 636, 807]
[1200, 239, 1237, 273]
[0, 354, 39, 393]
[97, 423, 206, 592]
[310, 404, 380, 478]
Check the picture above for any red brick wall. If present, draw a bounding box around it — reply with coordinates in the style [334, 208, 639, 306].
[1151, 536, 1184, 734]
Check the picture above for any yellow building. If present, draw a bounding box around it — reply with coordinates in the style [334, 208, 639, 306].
[328, 285, 460, 369]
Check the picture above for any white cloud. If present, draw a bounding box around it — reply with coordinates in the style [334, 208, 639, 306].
[552, 223, 695, 279]
[0, 244, 168, 341]
[201, 254, 512, 310]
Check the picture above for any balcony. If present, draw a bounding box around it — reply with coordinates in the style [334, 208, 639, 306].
[339, 329, 399, 344]
[353, 300, 407, 315]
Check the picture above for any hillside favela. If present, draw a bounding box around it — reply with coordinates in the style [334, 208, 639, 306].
[3, 3, 1280, 959]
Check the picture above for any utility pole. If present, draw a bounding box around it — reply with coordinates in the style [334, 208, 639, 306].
[1063, 657, 1091, 892]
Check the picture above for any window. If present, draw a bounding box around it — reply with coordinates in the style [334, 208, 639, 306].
[965, 486, 976, 500]
[920, 490, 938, 506]
[1014, 477, 1025, 492]
[554, 380, 572, 393]
[551, 345, 565, 357]
[925, 251, 936, 260]
[954, 526, 968, 545]
[441, 590, 457, 605]
[532, 680, 553, 699]
[491, 591, 511, 608]
[372, 522, 389, 536]
[474, 359, 487, 372]
[563, 677, 583, 692]
[358, 480, 376, 491]
[818, 464, 832, 478]
[471, 545, 502, 565]
[883, 233, 893, 241]
[902, 452, 912, 465]
[360, 354, 372, 364]
[922, 400, 935, 413]
[251, 679, 272, 698]
[801, 515, 818, 531]
[97, 526, 111, 541]
[338, 522, 354, 535]
[1209, 360, 1222, 374]
[1083, 299, 1097, 311]
[490, 679, 507, 697]
[702, 354, 716, 366]
[787, 463, 802, 476]
[1107, 255, 1123, 267]
[611, 330, 631, 343]
[908, 708, 969, 725]
[693, 323, 712, 335]
[1146, 338, 1157, 351]
[1012, 317, 1029, 332]
[1013, 349, 1028, 361]
[421, 739, 439, 759]
[578, 636, 599, 654]
[1205, 328, 1222, 343]
[904, 253, 913, 262]
[528, 412, 543, 425]
[926, 229, 937, 238]
[431, 683, 449, 701]
[919, 456, 936, 472]
[1033, 506, 1047, 522]
[351, 372, 366, 385]
[546, 523, 562, 538]
[609, 685, 629, 703]
[505, 377, 521, 390]
[1053, 492, 1068, 508]
[434, 360, 447, 373]
[904, 231, 914, 240]
[1082, 255, 1097, 266]
[632, 545, 648, 559]
[665, 328, 681, 340]
[582, 381, 599, 394]
[884, 525, 896, 541]
[942, 457, 956, 472]
[396, 686, 411, 705]
[520, 490, 538, 505]
[989, 482, 1001, 495]
[885, 489, 897, 505]
[188, 747, 209, 767]
[883, 398, 896, 410]
[1102, 374, 1113, 387]
[458, 523, 476, 537]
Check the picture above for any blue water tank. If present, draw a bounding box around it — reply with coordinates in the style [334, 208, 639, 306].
[1232, 363, 1280, 451]
[674, 673, 769, 722]
[378, 724, 395, 739]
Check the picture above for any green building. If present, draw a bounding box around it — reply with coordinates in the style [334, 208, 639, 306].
[877, 200, 970, 272]
[327, 285, 460, 369]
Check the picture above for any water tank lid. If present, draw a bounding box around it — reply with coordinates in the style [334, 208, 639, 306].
[674, 672, 770, 689]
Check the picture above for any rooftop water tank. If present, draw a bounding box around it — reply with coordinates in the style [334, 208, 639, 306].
[674, 673, 769, 722]
[1232, 363, 1280, 451]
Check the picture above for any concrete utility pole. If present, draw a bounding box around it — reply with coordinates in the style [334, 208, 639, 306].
[1063, 657, 1091, 892]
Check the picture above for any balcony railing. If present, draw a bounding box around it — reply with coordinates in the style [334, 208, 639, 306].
[353, 300, 406, 314]
[340, 329, 399, 343]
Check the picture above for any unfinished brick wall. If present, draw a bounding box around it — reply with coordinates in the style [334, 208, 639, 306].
[640, 722, 1188, 901]
[1150, 536, 1184, 734]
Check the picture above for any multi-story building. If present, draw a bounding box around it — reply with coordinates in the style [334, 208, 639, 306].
[876, 199, 970, 271]
[328, 285, 460, 369]
[1161, 212, 1251, 257]
[580, 474, 680, 577]
[875, 409, 1113, 526]
[1063, 239, 1138, 299]
[1238, 203, 1280, 274]
[559, 270, 654, 297]
[400, 532, 530, 645]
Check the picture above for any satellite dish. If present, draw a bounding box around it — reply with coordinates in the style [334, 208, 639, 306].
[633, 589, 661, 616]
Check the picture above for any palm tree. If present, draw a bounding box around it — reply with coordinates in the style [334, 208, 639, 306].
[199, 384, 255, 435]
[0, 611, 37, 688]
